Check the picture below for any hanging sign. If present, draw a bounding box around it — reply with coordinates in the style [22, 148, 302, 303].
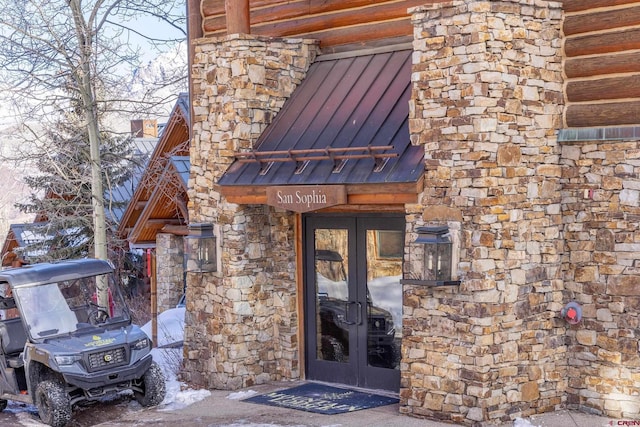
[266, 185, 347, 213]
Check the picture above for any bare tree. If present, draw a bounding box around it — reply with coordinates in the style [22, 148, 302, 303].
[0, 0, 186, 306]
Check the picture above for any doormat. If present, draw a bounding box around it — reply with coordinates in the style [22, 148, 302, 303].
[243, 383, 399, 415]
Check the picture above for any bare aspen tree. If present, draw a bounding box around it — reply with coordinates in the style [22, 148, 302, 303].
[0, 0, 186, 306]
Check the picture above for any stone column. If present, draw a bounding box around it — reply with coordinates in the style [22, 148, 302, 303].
[155, 233, 185, 312]
[183, 34, 318, 389]
[406, 1, 564, 423]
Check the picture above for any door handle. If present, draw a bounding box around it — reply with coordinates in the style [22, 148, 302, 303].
[356, 302, 363, 326]
[343, 301, 356, 325]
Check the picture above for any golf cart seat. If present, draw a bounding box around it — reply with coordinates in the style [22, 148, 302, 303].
[0, 318, 27, 368]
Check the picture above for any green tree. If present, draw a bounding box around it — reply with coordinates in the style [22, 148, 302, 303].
[16, 109, 135, 262]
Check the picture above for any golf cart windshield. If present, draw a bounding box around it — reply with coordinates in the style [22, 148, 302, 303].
[13, 273, 130, 339]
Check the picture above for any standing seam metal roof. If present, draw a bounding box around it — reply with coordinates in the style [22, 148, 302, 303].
[218, 49, 423, 187]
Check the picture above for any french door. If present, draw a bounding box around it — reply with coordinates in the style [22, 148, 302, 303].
[303, 214, 403, 391]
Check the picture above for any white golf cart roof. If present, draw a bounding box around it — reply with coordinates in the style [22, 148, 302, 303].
[0, 259, 113, 289]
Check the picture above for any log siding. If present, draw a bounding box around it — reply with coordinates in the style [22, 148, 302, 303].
[201, 0, 434, 49]
[564, 0, 640, 128]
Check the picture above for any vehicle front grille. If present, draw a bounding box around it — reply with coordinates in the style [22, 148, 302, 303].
[87, 346, 127, 372]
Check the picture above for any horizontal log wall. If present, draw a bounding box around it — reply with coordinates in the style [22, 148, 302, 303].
[564, 1, 640, 127]
[200, 0, 435, 49]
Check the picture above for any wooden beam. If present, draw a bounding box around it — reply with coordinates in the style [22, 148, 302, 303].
[567, 74, 640, 103]
[145, 218, 184, 225]
[222, 190, 418, 206]
[294, 212, 305, 379]
[225, 0, 250, 34]
[187, 0, 202, 154]
[161, 224, 189, 236]
[203, 0, 276, 17]
[565, 51, 640, 78]
[321, 204, 406, 213]
[563, 0, 639, 13]
[203, 0, 438, 23]
[566, 100, 640, 128]
[243, 2, 417, 37]
[269, 19, 411, 48]
[345, 181, 422, 195]
[565, 28, 640, 57]
[203, 0, 429, 47]
[564, 5, 640, 36]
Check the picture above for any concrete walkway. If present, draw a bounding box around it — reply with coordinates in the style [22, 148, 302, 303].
[102, 381, 613, 427]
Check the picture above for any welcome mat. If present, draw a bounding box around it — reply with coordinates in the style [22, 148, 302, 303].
[243, 383, 399, 415]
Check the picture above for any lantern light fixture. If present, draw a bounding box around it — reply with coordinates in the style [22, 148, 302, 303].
[184, 223, 217, 273]
[401, 225, 460, 287]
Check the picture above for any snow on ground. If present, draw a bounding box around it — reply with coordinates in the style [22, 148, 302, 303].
[141, 307, 212, 410]
[141, 306, 186, 347]
[514, 418, 540, 427]
[227, 390, 259, 400]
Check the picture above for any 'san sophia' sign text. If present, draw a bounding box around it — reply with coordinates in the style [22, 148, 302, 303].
[266, 185, 347, 213]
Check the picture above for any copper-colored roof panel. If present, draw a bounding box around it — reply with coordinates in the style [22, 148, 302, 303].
[218, 49, 423, 187]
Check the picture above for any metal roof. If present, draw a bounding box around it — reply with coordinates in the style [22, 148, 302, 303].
[170, 156, 190, 186]
[107, 138, 158, 223]
[218, 49, 423, 187]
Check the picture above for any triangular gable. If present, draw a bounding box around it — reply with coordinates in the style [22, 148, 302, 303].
[125, 156, 189, 246]
[118, 93, 191, 246]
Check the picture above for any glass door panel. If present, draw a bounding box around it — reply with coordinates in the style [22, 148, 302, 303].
[365, 229, 402, 370]
[314, 228, 350, 363]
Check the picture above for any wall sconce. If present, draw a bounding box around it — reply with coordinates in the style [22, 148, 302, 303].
[401, 225, 460, 287]
[184, 223, 216, 273]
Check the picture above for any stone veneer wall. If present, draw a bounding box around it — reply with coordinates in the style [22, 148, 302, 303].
[183, 34, 318, 389]
[155, 233, 185, 312]
[405, 1, 565, 424]
[560, 137, 640, 418]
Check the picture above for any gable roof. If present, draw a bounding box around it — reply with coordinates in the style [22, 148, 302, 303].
[118, 94, 191, 247]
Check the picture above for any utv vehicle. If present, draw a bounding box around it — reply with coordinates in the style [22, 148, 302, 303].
[0, 259, 165, 427]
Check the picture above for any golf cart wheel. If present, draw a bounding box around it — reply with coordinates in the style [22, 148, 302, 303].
[0, 399, 7, 411]
[134, 361, 166, 407]
[35, 380, 71, 427]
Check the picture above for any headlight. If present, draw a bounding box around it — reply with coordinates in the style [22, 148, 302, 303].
[55, 355, 81, 366]
[132, 337, 150, 351]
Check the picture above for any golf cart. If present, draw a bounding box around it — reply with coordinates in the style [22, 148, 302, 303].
[0, 258, 165, 426]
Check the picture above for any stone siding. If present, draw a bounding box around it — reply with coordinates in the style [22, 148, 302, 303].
[155, 233, 185, 312]
[560, 138, 640, 418]
[405, 1, 565, 424]
[183, 34, 318, 389]
[181, 0, 640, 424]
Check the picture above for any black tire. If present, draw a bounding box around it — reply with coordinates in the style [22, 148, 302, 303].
[35, 380, 71, 427]
[0, 399, 7, 412]
[134, 361, 166, 407]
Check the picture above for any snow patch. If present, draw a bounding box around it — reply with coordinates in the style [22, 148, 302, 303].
[141, 307, 185, 347]
[227, 390, 258, 400]
[514, 417, 540, 427]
